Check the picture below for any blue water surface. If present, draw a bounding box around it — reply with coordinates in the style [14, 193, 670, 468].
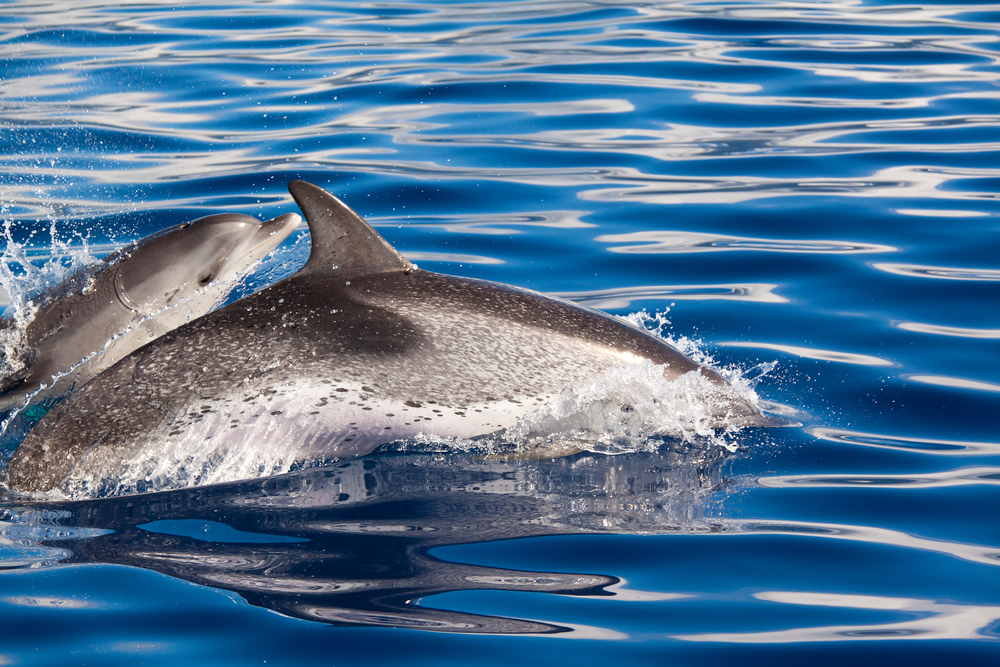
[2, 0, 1000, 664]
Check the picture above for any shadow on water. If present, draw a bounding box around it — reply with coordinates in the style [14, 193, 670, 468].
[0, 444, 728, 635]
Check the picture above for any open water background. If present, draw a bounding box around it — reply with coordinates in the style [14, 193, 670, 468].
[2, 0, 1000, 664]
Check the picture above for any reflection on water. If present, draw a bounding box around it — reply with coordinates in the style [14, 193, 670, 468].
[897, 322, 1000, 339]
[4, 0, 1000, 660]
[1, 448, 726, 634]
[873, 263, 1000, 281]
[5, 446, 1000, 639]
[4, 1, 1000, 216]
[556, 283, 787, 309]
[809, 427, 1000, 456]
[596, 231, 895, 255]
[721, 342, 894, 367]
[758, 466, 1000, 489]
[907, 374, 1000, 393]
[677, 591, 1000, 643]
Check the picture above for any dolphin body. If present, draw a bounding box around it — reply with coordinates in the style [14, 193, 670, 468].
[0, 211, 300, 413]
[4, 181, 774, 496]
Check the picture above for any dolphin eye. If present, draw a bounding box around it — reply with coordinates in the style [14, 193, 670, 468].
[198, 273, 214, 285]
[179, 222, 191, 229]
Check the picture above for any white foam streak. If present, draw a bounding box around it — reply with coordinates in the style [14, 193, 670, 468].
[501, 361, 764, 455]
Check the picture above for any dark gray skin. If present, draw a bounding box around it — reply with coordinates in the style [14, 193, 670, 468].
[4, 181, 774, 496]
[0, 211, 300, 412]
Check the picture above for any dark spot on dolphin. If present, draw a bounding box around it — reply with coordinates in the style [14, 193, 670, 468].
[404, 400, 422, 408]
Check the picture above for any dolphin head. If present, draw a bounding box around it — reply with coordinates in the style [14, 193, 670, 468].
[112, 211, 300, 312]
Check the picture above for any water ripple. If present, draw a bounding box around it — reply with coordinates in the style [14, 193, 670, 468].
[677, 591, 1000, 643]
[3, 0, 1000, 657]
[908, 374, 1000, 393]
[809, 427, 1000, 456]
[874, 263, 1000, 281]
[596, 231, 895, 254]
[555, 283, 787, 309]
[722, 342, 893, 367]
[731, 518, 1000, 567]
[758, 466, 1000, 489]
[897, 322, 1000, 339]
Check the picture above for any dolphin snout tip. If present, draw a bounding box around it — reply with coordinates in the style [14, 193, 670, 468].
[261, 212, 302, 232]
[252, 212, 300, 246]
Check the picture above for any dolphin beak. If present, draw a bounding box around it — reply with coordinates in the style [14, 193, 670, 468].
[214, 212, 301, 285]
[242, 212, 301, 262]
[254, 212, 301, 248]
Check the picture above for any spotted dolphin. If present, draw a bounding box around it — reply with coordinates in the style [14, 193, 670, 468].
[0, 211, 300, 412]
[4, 181, 774, 496]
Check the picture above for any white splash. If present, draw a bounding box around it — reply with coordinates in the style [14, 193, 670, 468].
[0, 216, 102, 387]
[497, 359, 770, 455]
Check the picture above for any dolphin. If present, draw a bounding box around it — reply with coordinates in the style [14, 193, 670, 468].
[0, 211, 300, 412]
[3, 181, 775, 496]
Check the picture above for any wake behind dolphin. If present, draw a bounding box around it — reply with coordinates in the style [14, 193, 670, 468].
[4, 181, 778, 497]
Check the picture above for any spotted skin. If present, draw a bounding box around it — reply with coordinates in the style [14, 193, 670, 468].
[4, 182, 768, 495]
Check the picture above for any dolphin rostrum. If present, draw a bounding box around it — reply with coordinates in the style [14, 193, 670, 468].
[0, 211, 300, 412]
[4, 181, 775, 496]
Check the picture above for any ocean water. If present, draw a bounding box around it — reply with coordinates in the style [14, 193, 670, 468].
[2, 0, 1000, 663]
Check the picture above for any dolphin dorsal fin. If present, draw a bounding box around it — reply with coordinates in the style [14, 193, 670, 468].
[289, 180, 414, 276]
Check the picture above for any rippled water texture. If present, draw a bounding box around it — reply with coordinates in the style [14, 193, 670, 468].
[2, 1, 1000, 664]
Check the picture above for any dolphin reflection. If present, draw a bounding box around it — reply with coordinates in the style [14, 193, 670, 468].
[1, 446, 726, 634]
